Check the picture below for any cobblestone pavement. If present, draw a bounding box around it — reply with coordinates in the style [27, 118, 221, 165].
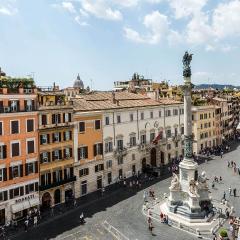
[13, 141, 240, 240]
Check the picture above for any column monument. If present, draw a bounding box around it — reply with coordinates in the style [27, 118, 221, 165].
[167, 52, 212, 219]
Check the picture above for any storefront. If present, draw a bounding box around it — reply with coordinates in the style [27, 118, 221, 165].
[11, 194, 39, 220]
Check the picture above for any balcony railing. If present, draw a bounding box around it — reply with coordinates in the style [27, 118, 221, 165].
[39, 176, 76, 191]
[113, 147, 127, 157]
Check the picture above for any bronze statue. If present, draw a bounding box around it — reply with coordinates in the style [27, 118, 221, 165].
[182, 51, 193, 78]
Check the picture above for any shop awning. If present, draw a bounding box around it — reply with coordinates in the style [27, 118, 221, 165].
[11, 197, 40, 213]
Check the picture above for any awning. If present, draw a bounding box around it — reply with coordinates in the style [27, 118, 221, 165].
[11, 197, 40, 213]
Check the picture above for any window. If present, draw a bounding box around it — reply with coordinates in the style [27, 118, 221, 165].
[117, 139, 123, 150]
[180, 109, 184, 115]
[181, 126, 184, 135]
[119, 169, 123, 178]
[13, 188, 20, 198]
[64, 131, 72, 141]
[107, 172, 112, 184]
[81, 180, 87, 195]
[40, 134, 49, 145]
[105, 141, 113, 153]
[117, 156, 123, 165]
[200, 114, 203, 120]
[166, 110, 171, 117]
[175, 142, 178, 148]
[167, 144, 171, 150]
[42, 114, 47, 125]
[150, 111, 153, 118]
[52, 149, 62, 160]
[132, 154, 135, 161]
[105, 116, 110, 125]
[10, 100, 19, 112]
[140, 134, 146, 144]
[140, 112, 144, 120]
[95, 164, 104, 172]
[166, 129, 171, 138]
[0, 191, 8, 202]
[12, 165, 20, 178]
[26, 183, 35, 194]
[130, 135, 136, 147]
[64, 147, 72, 159]
[95, 120, 101, 129]
[64, 113, 71, 122]
[27, 140, 35, 154]
[52, 114, 61, 124]
[11, 142, 20, 157]
[40, 152, 50, 163]
[150, 132, 155, 142]
[27, 119, 34, 132]
[27, 162, 35, 175]
[0, 122, 2, 135]
[78, 147, 88, 160]
[173, 109, 178, 116]
[106, 160, 112, 169]
[0, 169, 4, 181]
[25, 99, 33, 111]
[79, 122, 85, 132]
[79, 168, 89, 177]
[0, 145, 7, 159]
[117, 115, 121, 123]
[52, 132, 61, 142]
[130, 113, 134, 122]
[159, 110, 162, 117]
[93, 143, 103, 156]
[41, 173, 51, 186]
[11, 121, 19, 134]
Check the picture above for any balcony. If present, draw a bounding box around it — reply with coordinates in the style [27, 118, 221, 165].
[39, 176, 76, 191]
[114, 147, 127, 157]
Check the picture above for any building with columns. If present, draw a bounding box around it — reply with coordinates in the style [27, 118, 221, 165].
[72, 92, 184, 195]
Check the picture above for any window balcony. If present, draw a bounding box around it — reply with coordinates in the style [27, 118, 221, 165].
[39, 176, 76, 191]
[113, 147, 127, 157]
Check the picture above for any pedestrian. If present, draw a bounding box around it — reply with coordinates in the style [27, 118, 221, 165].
[143, 191, 148, 202]
[24, 219, 29, 232]
[225, 208, 230, 218]
[33, 215, 38, 227]
[233, 188, 237, 197]
[222, 191, 226, 201]
[212, 233, 217, 240]
[212, 182, 215, 189]
[228, 161, 230, 167]
[160, 212, 164, 223]
[229, 186, 232, 197]
[101, 187, 105, 196]
[38, 210, 41, 220]
[219, 176, 222, 182]
[220, 151, 223, 158]
[80, 212, 85, 224]
[74, 198, 77, 207]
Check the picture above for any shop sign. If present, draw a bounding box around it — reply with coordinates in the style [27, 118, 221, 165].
[15, 194, 35, 204]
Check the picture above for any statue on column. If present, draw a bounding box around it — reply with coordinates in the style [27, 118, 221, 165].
[170, 173, 180, 190]
[183, 51, 193, 78]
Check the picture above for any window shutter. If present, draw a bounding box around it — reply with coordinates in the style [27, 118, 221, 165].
[64, 169, 67, 179]
[69, 148, 72, 157]
[35, 161, 38, 173]
[52, 114, 56, 124]
[25, 163, 29, 176]
[78, 148, 81, 160]
[93, 144, 97, 157]
[58, 114, 61, 123]
[9, 167, 13, 180]
[52, 133, 55, 142]
[3, 145, 7, 159]
[53, 172, 56, 183]
[24, 100, 27, 110]
[63, 132, 66, 141]
[48, 152, 51, 162]
[35, 182, 39, 191]
[17, 101, 20, 111]
[42, 115, 47, 125]
[59, 132, 61, 142]
[95, 165, 98, 172]
[47, 134, 50, 143]
[63, 149, 66, 159]
[4, 191, 8, 201]
[10, 189, 13, 199]
[59, 150, 62, 159]
[86, 168, 89, 175]
[25, 185, 29, 194]
[32, 100, 35, 110]
[3, 168, 7, 181]
[52, 151, 55, 161]
[20, 165, 23, 177]
[48, 172, 51, 184]
[20, 186, 24, 196]
[59, 170, 63, 181]
[85, 146, 88, 159]
[69, 131, 72, 140]
[70, 167, 73, 177]
[100, 143, 103, 155]
[68, 113, 72, 122]
[41, 175, 45, 185]
[63, 113, 65, 123]
[40, 135, 43, 145]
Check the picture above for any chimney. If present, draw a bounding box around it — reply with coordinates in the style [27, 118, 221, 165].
[112, 91, 116, 104]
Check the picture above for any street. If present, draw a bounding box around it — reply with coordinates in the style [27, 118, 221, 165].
[13, 141, 240, 240]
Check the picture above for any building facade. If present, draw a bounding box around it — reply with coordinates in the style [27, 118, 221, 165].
[38, 89, 76, 208]
[0, 73, 39, 224]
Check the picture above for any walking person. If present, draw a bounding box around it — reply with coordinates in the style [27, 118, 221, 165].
[80, 212, 85, 224]
[33, 215, 38, 227]
[149, 221, 154, 236]
[222, 191, 226, 201]
[24, 219, 29, 232]
[233, 188, 237, 197]
[229, 186, 232, 197]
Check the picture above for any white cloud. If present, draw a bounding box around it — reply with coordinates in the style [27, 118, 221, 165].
[81, 0, 122, 21]
[167, 30, 183, 46]
[124, 11, 169, 44]
[62, 1, 76, 13]
[75, 16, 89, 26]
[113, 0, 139, 7]
[146, 0, 162, 3]
[169, 0, 208, 19]
[0, 6, 17, 16]
[212, 0, 240, 39]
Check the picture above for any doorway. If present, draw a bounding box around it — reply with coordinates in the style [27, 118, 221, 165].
[150, 148, 157, 167]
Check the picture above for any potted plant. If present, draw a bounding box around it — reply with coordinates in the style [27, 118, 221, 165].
[219, 228, 229, 240]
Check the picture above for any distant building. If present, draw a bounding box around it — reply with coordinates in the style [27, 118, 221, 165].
[63, 74, 85, 100]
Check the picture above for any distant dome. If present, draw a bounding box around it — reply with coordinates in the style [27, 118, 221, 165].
[73, 74, 84, 89]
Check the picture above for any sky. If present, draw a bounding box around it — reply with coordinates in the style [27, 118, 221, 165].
[0, 0, 240, 90]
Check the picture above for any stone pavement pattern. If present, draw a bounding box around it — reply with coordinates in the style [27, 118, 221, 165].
[14, 142, 240, 240]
